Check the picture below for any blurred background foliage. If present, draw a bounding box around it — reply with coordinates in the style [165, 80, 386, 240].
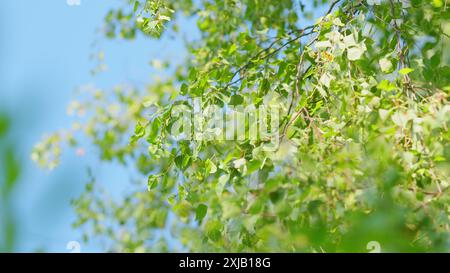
[0, 113, 21, 252]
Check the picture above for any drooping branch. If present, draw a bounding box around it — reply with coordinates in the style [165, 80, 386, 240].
[224, 0, 345, 90]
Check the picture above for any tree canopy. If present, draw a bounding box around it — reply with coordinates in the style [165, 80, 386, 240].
[33, 0, 449, 252]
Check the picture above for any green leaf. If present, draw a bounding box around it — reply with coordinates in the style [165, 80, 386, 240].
[228, 44, 237, 55]
[248, 198, 264, 214]
[175, 154, 191, 170]
[131, 122, 146, 144]
[180, 83, 188, 95]
[247, 160, 261, 174]
[229, 94, 244, 106]
[215, 174, 229, 196]
[195, 204, 208, 223]
[205, 159, 217, 174]
[146, 118, 161, 144]
[147, 175, 159, 191]
[399, 67, 414, 75]
[376, 79, 396, 91]
[174, 201, 191, 218]
[134, 122, 145, 137]
[4, 148, 21, 195]
[205, 220, 222, 242]
[0, 115, 9, 137]
[133, 1, 139, 13]
[430, 52, 440, 68]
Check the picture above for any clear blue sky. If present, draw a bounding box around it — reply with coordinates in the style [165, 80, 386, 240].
[0, 0, 190, 252]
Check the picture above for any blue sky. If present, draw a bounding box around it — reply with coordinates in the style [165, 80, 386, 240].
[0, 0, 190, 252]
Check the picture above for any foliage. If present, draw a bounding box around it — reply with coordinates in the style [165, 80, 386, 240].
[1, 114, 21, 252]
[33, 0, 449, 252]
